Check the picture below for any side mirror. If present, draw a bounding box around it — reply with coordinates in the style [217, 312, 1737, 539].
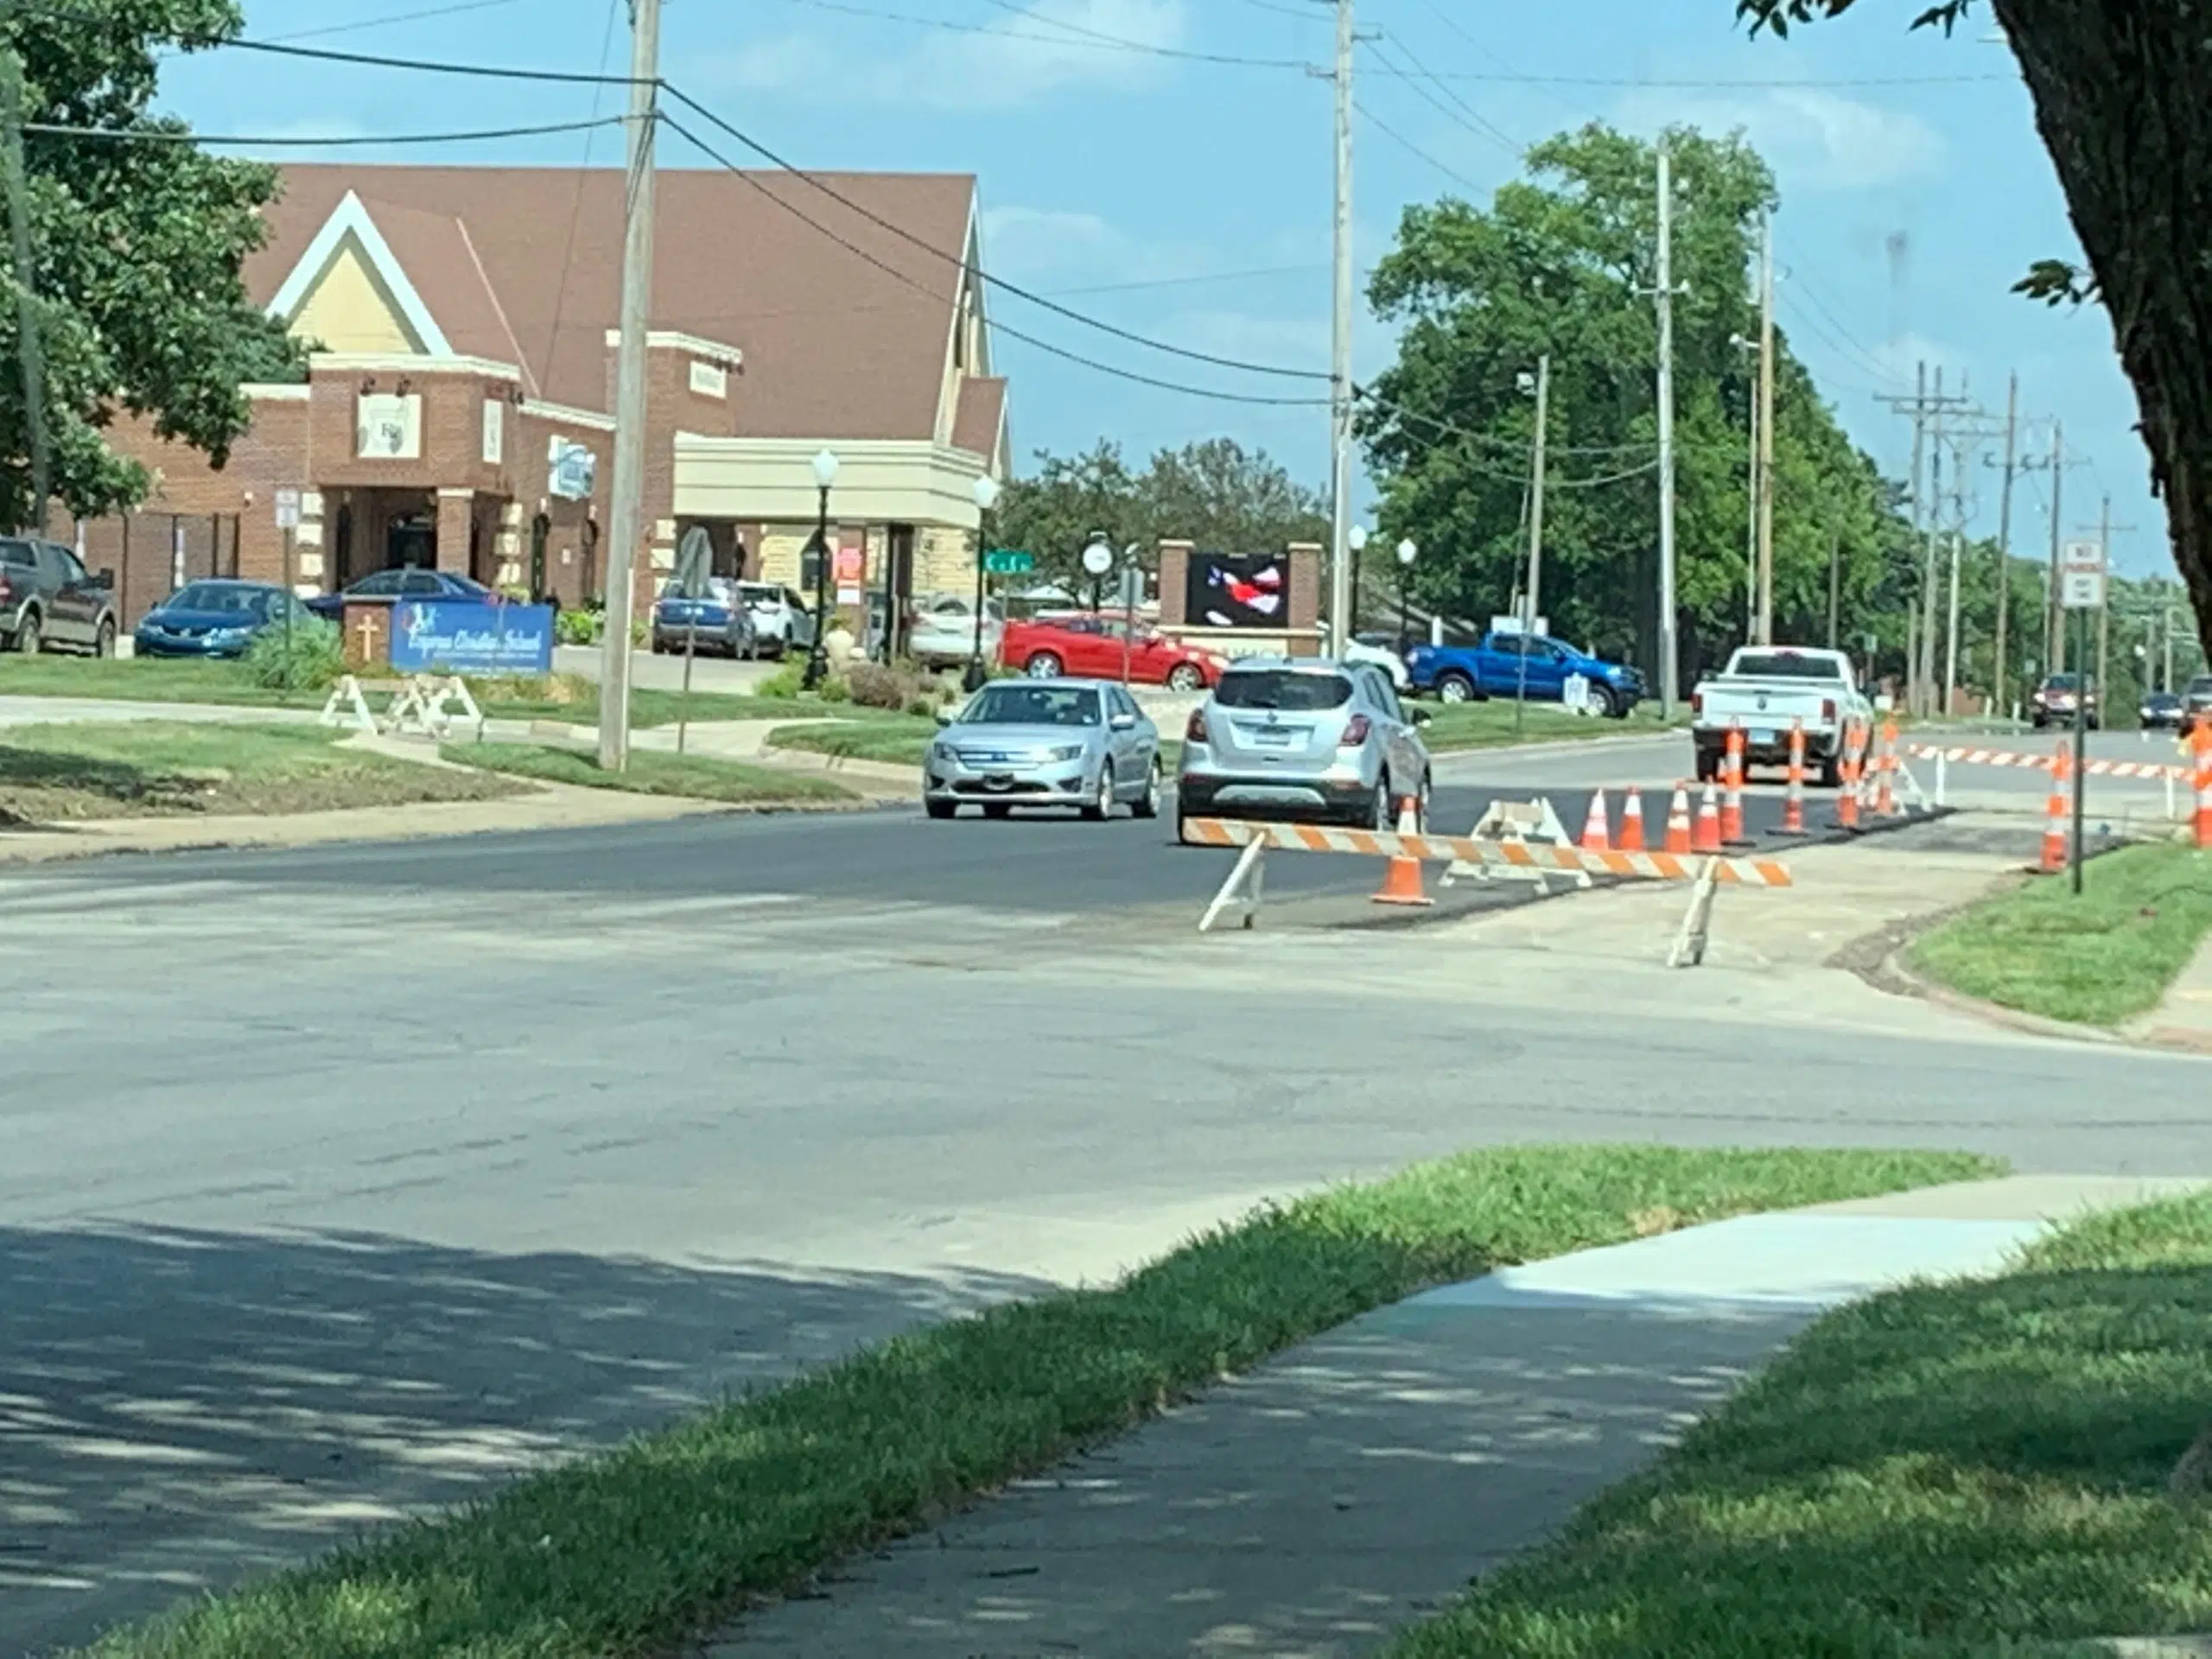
[935, 710, 955, 728]
[1110, 712, 1137, 731]
[96, 567, 116, 588]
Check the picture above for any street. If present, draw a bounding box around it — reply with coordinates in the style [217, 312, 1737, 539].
[3, 733, 2209, 1653]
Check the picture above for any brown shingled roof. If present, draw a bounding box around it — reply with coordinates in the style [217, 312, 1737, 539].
[951, 375, 1006, 461]
[251, 164, 982, 444]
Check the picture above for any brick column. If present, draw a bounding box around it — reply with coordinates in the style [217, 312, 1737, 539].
[435, 489, 474, 575]
[1157, 539, 1193, 627]
[1286, 541, 1323, 653]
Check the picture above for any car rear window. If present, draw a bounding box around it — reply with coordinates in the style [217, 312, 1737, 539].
[1215, 670, 1354, 711]
[1733, 652, 1841, 679]
[0, 540, 33, 567]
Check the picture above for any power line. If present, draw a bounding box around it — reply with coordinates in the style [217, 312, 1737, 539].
[1047, 263, 1329, 296]
[1355, 99, 1486, 194]
[1402, 68, 2013, 87]
[541, 0, 628, 392]
[761, 0, 1317, 69]
[658, 113, 1332, 409]
[659, 84, 1330, 382]
[24, 114, 625, 147]
[1363, 35, 1522, 156]
[264, 0, 528, 43]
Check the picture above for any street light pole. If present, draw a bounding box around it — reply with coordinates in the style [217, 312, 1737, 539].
[1395, 537, 1416, 659]
[965, 474, 998, 693]
[802, 448, 838, 690]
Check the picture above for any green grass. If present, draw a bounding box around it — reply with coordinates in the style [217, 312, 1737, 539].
[445, 741, 858, 807]
[75, 1144, 1993, 1659]
[1385, 1187, 2212, 1659]
[0, 721, 518, 823]
[1909, 842, 2212, 1026]
[1414, 700, 1687, 753]
[766, 715, 938, 766]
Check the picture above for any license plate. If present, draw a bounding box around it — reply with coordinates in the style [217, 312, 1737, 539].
[1751, 728, 1777, 746]
[1250, 730, 1295, 748]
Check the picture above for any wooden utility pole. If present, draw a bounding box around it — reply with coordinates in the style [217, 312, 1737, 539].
[1755, 215, 1777, 645]
[2046, 421, 2065, 675]
[595, 0, 661, 772]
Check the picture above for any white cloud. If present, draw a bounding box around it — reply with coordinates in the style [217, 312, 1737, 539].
[1616, 86, 1944, 192]
[713, 32, 835, 93]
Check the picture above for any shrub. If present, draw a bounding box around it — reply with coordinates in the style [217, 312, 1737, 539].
[754, 661, 807, 701]
[845, 662, 925, 712]
[241, 615, 344, 690]
[817, 675, 852, 703]
[555, 609, 598, 646]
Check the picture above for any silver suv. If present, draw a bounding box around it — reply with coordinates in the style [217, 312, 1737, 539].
[1176, 656, 1433, 843]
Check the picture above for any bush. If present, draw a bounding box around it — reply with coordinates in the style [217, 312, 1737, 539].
[817, 676, 852, 703]
[754, 660, 807, 701]
[241, 615, 344, 690]
[845, 661, 928, 712]
[555, 609, 598, 646]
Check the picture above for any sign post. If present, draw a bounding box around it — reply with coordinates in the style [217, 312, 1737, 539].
[274, 488, 302, 687]
[2060, 539, 2107, 893]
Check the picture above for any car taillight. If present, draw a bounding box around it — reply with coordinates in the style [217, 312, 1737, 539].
[1821, 698, 1836, 723]
[1341, 713, 1371, 747]
[1185, 708, 1208, 744]
[1691, 690, 1703, 716]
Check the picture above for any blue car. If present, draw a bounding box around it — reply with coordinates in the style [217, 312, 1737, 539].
[652, 578, 759, 658]
[303, 566, 495, 623]
[1406, 631, 1645, 718]
[134, 580, 314, 658]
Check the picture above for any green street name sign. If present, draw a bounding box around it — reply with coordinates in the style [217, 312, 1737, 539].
[982, 549, 1035, 575]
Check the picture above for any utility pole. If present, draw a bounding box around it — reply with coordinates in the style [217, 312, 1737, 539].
[1993, 372, 2018, 718]
[1651, 142, 1681, 715]
[1920, 365, 1945, 715]
[2046, 420, 2065, 675]
[1944, 526, 1963, 715]
[1326, 0, 1355, 662]
[1527, 353, 1550, 635]
[1755, 214, 1777, 646]
[1826, 516, 1842, 651]
[0, 41, 48, 533]
[595, 0, 661, 773]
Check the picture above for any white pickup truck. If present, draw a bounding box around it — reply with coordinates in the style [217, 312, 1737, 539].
[1690, 645, 1872, 785]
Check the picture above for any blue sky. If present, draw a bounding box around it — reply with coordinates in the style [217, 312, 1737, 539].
[159, 0, 2167, 579]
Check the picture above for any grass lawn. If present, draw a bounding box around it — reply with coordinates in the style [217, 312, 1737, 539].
[447, 741, 858, 807]
[1909, 842, 2212, 1025]
[74, 1145, 1993, 1659]
[1415, 700, 1686, 753]
[766, 715, 937, 766]
[1386, 1187, 2212, 1659]
[0, 721, 518, 824]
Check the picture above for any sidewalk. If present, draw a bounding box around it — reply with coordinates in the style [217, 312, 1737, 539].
[2135, 931, 2212, 1056]
[711, 1174, 2202, 1659]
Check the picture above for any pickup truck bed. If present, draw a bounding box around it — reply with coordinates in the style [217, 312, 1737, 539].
[1690, 647, 1871, 785]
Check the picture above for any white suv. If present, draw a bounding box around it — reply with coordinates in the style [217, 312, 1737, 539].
[735, 582, 816, 658]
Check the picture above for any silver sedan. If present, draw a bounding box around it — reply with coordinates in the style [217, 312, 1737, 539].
[924, 678, 1162, 822]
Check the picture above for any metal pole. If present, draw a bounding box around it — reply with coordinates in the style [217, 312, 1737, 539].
[2096, 493, 2112, 715]
[1516, 353, 1549, 736]
[1755, 213, 1776, 647]
[1993, 372, 2018, 719]
[282, 524, 295, 688]
[0, 44, 48, 533]
[1327, 0, 1355, 663]
[1654, 142, 1680, 715]
[965, 511, 988, 693]
[2047, 420, 2065, 675]
[595, 0, 658, 772]
[1905, 360, 1927, 706]
[2071, 605, 2088, 894]
[1826, 517, 1841, 650]
[1745, 366, 1759, 641]
[1944, 528, 1962, 715]
[804, 486, 830, 689]
[1919, 366, 1945, 715]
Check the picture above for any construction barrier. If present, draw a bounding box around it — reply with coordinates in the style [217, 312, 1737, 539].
[1721, 721, 1749, 845]
[1837, 718, 1866, 832]
[320, 672, 485, 741]
[2195, 722, 2212, 849]
[1779, 719, 1808, 836]
[1618, 786, 1647, 853]
[1906, 742, 2187, 783]
[1873, 719, 1900, 817]
[1664, 784, 1693, 855]
[2042, 738, 2072, 875]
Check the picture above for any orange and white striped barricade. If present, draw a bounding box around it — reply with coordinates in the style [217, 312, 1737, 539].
[1721, 721, 1749, 845]
[1182, 817, 1793, 963]
[2041, 738, 2072, 875]
[2194, 721, 2212, 849]
[1906, 741, 2187, 783]
[1778, 719, 1808, 836]
[1450, 797, 1591, 893]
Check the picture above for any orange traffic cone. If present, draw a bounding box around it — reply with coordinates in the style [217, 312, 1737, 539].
[1694, 782, 1724, 855]
[1579, 789, 1612, 852]
[1720, 724, 1749, 846]
[2040, 740, 2070, 875]
[1618, 786, 1646, 853]
[1371, 795, 1434, 907]
[2194, 720, 2212, 851]
[1664, 785, 1693, 855]
[1778, 720, 1808, 836]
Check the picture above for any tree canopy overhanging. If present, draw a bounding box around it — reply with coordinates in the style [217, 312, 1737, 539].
[1737, 0, 2212, 658]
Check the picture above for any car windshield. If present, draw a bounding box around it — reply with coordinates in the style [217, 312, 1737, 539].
[1733, 652, 1841, 680]
[2045, 675, 2082, 690]
[167, 584, 264, 613]
[0, 540, 33, 567]
[959, 684, 1101, 727]
[2190, 677, 2212, 697]
[1215, 670, 1354, 712]
[738, 584, 780, 603]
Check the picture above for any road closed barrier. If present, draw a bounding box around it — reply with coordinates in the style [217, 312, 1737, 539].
[1181, 815, 1791, 967]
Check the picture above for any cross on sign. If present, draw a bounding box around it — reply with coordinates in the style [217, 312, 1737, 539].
[353, 610, 379, 665]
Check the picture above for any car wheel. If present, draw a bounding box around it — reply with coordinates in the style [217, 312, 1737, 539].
[1025, 652, 1064, 679]
[1166, 663, 1205, 692]
[1132, 759, 1162, 819]
[1415, 772, 1433, 833]
[1083, 768, 1116, 823]
[15, 612, 40, 654]
[982, 803, 1013, 820]
[1437, 671, 1475, 704]
[1584, 682, 1618, 719]
[925, 798, 957, 821]
[1366, 778, 1394, 830]
[92, 619, 115, 658]
[1819, 752, 1842, 789]
[1694, 748, 1720, 783]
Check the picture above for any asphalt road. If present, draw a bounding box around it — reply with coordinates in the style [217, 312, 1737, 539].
[2, 735, 2204, 1653]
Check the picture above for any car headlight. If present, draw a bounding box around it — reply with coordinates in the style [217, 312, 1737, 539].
[930, 741, 956, 764]
[1048, 744, 1084, 763]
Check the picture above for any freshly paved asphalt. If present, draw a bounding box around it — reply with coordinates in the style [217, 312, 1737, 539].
[3, 733, 2206, 1653]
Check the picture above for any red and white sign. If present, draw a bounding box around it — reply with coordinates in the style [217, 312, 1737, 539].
[833, 545, 865, 584]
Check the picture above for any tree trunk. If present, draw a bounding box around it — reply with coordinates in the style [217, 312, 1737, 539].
[1998, 1, 2212, 657]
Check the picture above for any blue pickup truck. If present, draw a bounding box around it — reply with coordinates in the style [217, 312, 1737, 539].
[1404, 632, 1646, 718]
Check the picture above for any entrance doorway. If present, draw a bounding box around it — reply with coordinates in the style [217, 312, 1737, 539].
[387, 510, 434, 569]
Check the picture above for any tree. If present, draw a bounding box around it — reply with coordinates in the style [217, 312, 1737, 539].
[1, 1, 301, 530]
[1361, 122, 1912, 682]
[994, 437, 1327, 600]
[1738, 0, 2212, 663]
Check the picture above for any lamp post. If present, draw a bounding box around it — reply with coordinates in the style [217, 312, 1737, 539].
[1395, 537, 1416, 658]
[802, 448, 838, 690]
[1346, 524, 1368, 653]
[965, 474, 1000, 693]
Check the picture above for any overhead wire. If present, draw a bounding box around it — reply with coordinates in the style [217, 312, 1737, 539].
[1362, 34, 1523, 157]
[1355, 99, 1486, 195]
[263, 0, 529, 43]
[759, 0, 1316, 69]
[24, 114, 624, 146]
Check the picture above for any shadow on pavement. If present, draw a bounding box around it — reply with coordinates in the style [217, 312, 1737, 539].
[0, 1224, 1039, 1656]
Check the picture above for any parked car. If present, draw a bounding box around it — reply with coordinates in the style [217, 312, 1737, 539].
[1344, 630, 1412, 691]
[2031, 672, 2100, 730]
[1000, 613, 1226, 690]
[1176, 656, 1433, 842]
[652, 577, 758, 658]
[923, 677, 1161, 822]
[909, 594, 1004, 671]
[135, 580, 314, 659]
[2141, 690, 2186, 732]
[1689, 645, 1872, 785]
[734, 582, 815, 658]
[303, 566, 495, 622]
[1404, 631, 1645, 715]
[2183, 674, 2212, 734]
[0, 537, 118, 656]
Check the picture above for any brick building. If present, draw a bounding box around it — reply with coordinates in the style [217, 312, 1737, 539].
[85, 163, 1009, 629]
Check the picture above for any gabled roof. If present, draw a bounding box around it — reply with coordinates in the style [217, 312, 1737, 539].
[250, 164, 987, 446]
[951, 375, 1007, 463]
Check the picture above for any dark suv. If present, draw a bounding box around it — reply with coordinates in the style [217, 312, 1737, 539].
[2184, 674, 2212, 734]
[0, 537, 118, 656]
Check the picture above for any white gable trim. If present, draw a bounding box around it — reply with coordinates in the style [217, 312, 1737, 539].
[266, 190, 454, 356]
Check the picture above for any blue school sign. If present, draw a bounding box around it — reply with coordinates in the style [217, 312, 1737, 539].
[390, 601, 556, 675]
